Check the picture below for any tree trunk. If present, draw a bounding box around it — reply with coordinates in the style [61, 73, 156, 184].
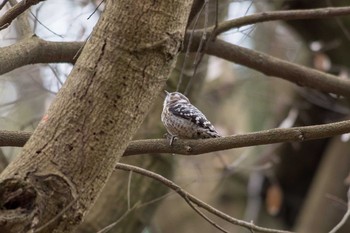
[75, 98, 175, 233]
[0, 1, 192, 232]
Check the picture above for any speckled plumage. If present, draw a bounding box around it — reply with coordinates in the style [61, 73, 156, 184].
[161, 91, 219, 142]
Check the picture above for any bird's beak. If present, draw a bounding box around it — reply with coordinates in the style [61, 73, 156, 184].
[164, 90, 169, 96]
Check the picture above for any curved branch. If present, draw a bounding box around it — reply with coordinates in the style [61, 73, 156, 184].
[2, 119, 350, 156]
[115, 163, 293, 233]
[209, 6, 350, 35]
[0, 0, 44, 31]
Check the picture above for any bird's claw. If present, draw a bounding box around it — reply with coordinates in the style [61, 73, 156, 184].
[164, 133, 178, 146]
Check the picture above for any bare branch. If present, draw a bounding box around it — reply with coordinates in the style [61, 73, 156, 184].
[185, 199, 230, 233]
[1, 36, 350, 99]
[124, 119, 350, 156]
[0, 0, 44, 32]
[0, 35, 81, 75]
[0, 130, 32, 147]
[115, 163, 293, 233]
[190, 35, 350, 97]
[2, 31, 350, 97]
[2, 119, 350, 156]
[8, 0, 32, 36]
[0, 0, 10, 11]
[208, 6, 350, 36]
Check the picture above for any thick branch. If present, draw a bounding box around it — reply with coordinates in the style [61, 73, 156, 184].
[196, 36, 350, 97]
[211, 6, 350, 35]
[0, 35, 80, 74]
[115, 163, 293, 233]
[2, 119, 350, 155]
[0, 130, 31, 147]
[0, 0, 44, 31]
[2, 36, 350, 98]
[2, 7, 350, 96]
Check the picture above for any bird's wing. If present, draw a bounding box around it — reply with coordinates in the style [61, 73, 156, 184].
[169, 103, 216, 131]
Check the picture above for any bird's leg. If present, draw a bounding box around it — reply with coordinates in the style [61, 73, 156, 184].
[165, 133, 178, 146]
[164, 133, 177, 145]
[169, 135, 178, 146]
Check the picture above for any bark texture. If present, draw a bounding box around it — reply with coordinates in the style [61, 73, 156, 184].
[0, 0, 192, 232]
[75, 97, 174, 233]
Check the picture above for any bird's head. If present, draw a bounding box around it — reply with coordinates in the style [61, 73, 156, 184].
[164, 91, 190, 105]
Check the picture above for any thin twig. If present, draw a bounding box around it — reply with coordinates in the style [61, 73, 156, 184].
[214, 0, 218, 30]
[184, 0, 208, 95]
[326, 0, 350, 41]
[127, 170, 132, 210]
[96, 205, 137, 233]
[184, 0, 209, 95]
[328, 188, 350, 233]
[34, 196, 79, 233]
[29, 10, 63, 38]
[185, 195, 230, 233]
[177, 1, 206, 92]
[96, 188, 178, 233]
[115, 163, 293, 233]
[87, 0, 105, 20]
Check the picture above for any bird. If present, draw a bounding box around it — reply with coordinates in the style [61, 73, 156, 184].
[161, 91, 220, 145]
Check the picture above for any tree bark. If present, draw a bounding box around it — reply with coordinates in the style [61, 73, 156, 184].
[0, 0, 192, 232]
[75, 96, 174, 233]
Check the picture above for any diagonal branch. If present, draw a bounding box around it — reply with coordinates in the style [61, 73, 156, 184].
[0, 0, 10, 11]
[2, 119, 350, 156]
[115, 163, 293, 233]
[8, 0, 32, 36]
[0, 0, 44, 31]
[191, 35, 350, 97]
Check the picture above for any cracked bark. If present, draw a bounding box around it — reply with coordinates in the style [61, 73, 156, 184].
[0, 1, 193, 233]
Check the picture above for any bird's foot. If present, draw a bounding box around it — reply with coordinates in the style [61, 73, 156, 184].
[170, 135, 179, 146]
[167, 135, 177, 146]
